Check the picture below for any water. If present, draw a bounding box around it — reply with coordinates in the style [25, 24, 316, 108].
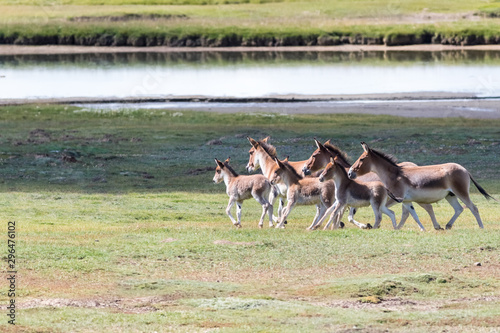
[2, 51, 500, 100]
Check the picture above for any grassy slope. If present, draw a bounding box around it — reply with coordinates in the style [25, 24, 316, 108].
[0, 105, 499, 332]
[1, 1, 500, 46]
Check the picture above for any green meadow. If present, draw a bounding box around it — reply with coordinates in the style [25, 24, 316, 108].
[1, 105, 500, 332]
[2, 0, 500, 46]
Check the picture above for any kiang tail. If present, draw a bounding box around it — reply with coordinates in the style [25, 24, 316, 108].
[469, 173, 497, 202]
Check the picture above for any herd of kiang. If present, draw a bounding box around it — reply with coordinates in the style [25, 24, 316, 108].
[213, 137, 495, 231]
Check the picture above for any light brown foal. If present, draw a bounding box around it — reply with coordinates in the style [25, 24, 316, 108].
[317, 157, 398, 230]
[213, 158, 274, 228]
[348, 142, 495, 230]
[246, 137, 321, 225]
[269, 158, 335, 229]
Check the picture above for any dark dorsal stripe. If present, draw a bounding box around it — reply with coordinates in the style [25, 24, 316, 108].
[282, 160, 303, 180]
[324, 143, 351, 167]
[223, 162, 239, 177]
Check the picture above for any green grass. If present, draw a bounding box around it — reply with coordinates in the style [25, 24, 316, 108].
[0, 105, 499, 332]
[2, 1, 500, 46]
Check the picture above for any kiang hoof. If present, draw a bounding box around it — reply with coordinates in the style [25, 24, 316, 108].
[235, 224, 242, 228]
[445, 225, 453, 230]
[259, 225, 263, 229]
[435, 226, 444, 231]
[340, 221, 345, 229]
[366, 223, 373, 230]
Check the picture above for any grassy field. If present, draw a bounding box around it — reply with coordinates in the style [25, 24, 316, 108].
[0, 105, 499, 332]
[2, 0, 500, 46]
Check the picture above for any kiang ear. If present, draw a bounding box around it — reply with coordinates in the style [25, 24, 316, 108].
[262, 136, 270, 143]
[324, 139, 332, 146]
[274, 157, 283, 168]
[361, 142, 370, 153]
[314, 138, 322, 149]
[283, 156, 289, 162]
[247, 136, 259, 148]
[317, 139, 327, 151]
[224, 157, 231, 164]
[330, 156, 334, 164]
[215, 158, 224, 168]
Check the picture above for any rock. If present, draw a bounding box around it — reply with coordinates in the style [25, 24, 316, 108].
[206, 139, 223, 146]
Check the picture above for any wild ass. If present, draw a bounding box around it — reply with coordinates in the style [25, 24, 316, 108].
[246, 137, 317, 225]
[317, 157, 398, 230]
[303, 139, 440, 230]
[269, 158, 336, 229]
[348, 142, 495, 230]
[213, 158, 273, 228]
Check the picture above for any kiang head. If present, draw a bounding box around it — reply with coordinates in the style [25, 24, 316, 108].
[318, 156, 341, 182]
[246, 136, 270, 173]
[303, 138, 331, 176]
[348, 142, 372, 179]
[269, 157, 286, 185]
[213, 157, 231, 184]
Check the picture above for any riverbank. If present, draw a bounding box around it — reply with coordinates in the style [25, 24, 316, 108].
[2, 1, 500, 48]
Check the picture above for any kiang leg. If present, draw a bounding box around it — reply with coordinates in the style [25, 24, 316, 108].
[347, 207, 368, 229]
[325, 203, 344, 230]
[444, 193, 465, 230]
[225, 198, 239, 226]
[371, 203, 383, 229]
[275, 197, 285, 223]
[253, 192, 272, 228]
[399, 202, 425, 231]
[447, 187, 484, 229]
[381, 205, 397, 230]
[268, 186, 280, 223]
[417, 203, 442, 230]
[276, 200, 295, 229]
[236, 201, 243, 228]
[315, 201, 338, 230]
[307, 204, 326, 230]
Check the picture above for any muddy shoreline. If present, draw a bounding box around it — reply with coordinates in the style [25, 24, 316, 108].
[3, 44, 500, 55]
[3, 94, 500, 119]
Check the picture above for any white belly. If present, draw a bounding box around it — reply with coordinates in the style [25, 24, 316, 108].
[406, 188, 450, 204]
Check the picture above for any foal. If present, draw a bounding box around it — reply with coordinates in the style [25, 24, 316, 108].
[246, 137, 316, 224]
[269, 158, 335, 229]
[213, 158, 273, 228]
[317, 157, 398, 230]
[348, 142, 495, 230]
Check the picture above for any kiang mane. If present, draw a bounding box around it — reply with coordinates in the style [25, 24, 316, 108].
[324, 142, 351, 166]
[259, 140, 277, 159]
[371, 148, 399, 168]
[282, 160, 303, 180]
[223, 162, 239, 177]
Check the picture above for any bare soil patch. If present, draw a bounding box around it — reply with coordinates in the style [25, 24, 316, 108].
[213, 239, 258, 246]
[68, 14, 187, 22]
